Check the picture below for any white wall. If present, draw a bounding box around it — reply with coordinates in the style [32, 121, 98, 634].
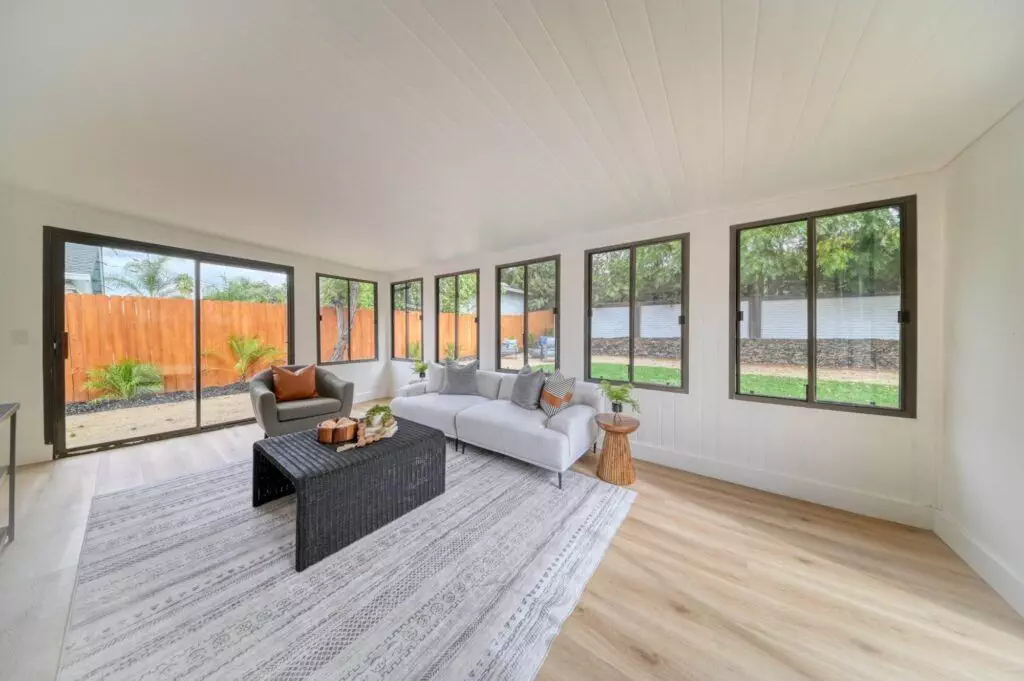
[390, 172, 946, 528]
[0, 184, 392, 465]
[938, 104, 1024, 616]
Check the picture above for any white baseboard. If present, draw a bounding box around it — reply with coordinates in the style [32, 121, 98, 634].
[631, 442, 934, 529]
[355, 391, 385, 404]
[934, 513, 1024, 618]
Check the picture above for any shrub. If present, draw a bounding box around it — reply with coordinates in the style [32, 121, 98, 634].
[85, 359, 164, 401]
[226, 335, 281, 381]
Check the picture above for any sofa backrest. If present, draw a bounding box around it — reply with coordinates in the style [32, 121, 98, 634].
[476, 370, 503, 399]
[493, 370, 605, 412]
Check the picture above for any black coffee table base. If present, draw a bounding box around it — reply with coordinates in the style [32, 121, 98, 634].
[253, 418, 446, 571]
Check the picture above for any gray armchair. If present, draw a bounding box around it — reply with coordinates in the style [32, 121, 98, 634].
[250, 365, 354, 437]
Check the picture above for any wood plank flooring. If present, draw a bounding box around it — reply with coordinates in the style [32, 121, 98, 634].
[1, 419, 1022, 680]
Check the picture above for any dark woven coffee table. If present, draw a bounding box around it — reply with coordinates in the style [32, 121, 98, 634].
[252, 417, 446, 571]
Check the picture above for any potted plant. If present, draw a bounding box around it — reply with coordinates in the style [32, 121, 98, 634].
[598, 381, 640, 422]
[365, 404, 394, 428]
[412, 359, 429, 380]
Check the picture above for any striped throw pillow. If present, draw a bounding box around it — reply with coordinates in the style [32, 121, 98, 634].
[539, 372, 575, 418]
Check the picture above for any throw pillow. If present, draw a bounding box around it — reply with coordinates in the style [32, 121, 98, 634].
[510, 366, 546, 410]
[440, 361, 479, 395]
[272, 365, 318, 402]
[539, 371, 575, 418]
[426, 362, 446, 393]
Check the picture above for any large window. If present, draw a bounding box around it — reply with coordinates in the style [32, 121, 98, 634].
[730, 196, 916, 417]
[435, 269, 479, 362]
[43, 227, 294, 457]
[585, 235, 688, 391]
[496, 256, 559, 373]
[317, 274, 377, 364]
[391, 278, 423, 361]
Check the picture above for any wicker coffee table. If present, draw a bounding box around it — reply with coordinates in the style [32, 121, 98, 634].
[252, 417, 446, 571]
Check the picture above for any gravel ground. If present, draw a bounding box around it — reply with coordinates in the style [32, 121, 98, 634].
[65, 382, 249, 416]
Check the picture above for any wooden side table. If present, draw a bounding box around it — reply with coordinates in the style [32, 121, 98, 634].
[595, 413, 639, 486]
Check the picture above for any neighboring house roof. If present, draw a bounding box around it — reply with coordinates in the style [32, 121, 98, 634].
[64, 243, 104, 293]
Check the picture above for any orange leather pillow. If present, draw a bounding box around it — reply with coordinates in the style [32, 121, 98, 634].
[272, 365, 318, 402]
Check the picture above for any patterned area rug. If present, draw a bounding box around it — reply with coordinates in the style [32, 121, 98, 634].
[59, 446, 635, 680]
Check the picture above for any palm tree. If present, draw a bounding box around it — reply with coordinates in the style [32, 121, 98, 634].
[226, 335, 281, 381]
[107, 255, 194, 298]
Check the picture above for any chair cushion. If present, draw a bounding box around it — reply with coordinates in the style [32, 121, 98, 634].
[272, 364, 318, 402]
[456, 400, 572, 471]
[390, 393, 489, 438]
[276, 397, 342, 422]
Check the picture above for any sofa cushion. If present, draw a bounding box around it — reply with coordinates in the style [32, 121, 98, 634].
[390, 393, 489, 438]
[440, 361, 479, 395]
[426, 362, 446, 392]
[456, 400, 573, 472]
[539, 371, 576, 418]
[276, 397, 342, 422]
[476, 370, 502, 399]
[497, 374, 518, 400]
[511, 367, 545, 410]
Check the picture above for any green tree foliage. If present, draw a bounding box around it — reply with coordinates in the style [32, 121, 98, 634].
[590, 240, 682, 306]
[816, 207, 900, 295]
[438, 273, 477, 313]
[85, 359, 163, 401]
[204, 276, 288, 303]
[107, 256, 194, 298]
[498, 261, 557, 310]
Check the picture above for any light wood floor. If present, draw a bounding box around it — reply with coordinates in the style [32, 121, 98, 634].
[1, 420, 1022, 680]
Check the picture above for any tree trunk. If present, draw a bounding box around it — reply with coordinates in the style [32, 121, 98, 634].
[331, 302, 348, 361]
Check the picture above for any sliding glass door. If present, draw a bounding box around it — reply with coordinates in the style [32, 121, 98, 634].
[44, 228, 293, 457]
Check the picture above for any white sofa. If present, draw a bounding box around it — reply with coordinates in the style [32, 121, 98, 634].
[391, 370, 605, 486]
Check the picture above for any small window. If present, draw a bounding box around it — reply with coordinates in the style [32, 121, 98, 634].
[730, 196, 916, 417]
[585, 235, 688, 391]
[391, 278, 423, 361]
[496, 256, 559, 373]
[317, 274, 377, 364]
[435, 270, 479, 362]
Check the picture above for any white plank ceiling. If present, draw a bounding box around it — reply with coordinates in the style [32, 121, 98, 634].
[1, 0, 1022, 270]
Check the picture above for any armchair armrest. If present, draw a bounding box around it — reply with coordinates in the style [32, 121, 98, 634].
[316, 370, 354, 416]
[396, 383, 427, 399]
[250, 380, 278, 432]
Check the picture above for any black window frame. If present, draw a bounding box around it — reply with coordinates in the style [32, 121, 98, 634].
[315, 273, 379, 366]
[584, 233, 689, 393]
[494, 255, 561, 373]
[42, 226, 296, 458]
[434, 269, 480, 363]
[390, 277, 423, 362]
[728, 195, 917, 418]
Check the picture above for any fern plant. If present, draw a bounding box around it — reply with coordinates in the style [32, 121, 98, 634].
[85, 359, 163, 401]
[598, 380, 640, 414]
[412, 360, 429, 377]
[226, 335, 281, 381]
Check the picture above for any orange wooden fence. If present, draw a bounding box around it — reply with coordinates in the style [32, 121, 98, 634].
[498, 310, 556, 345]
[392, 311, 424, 358]
[318, 307, 377, 362]
[64, 294, 294, 403]
[437, 313, 479, 359]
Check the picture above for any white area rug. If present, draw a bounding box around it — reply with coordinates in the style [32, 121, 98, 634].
[59, 446, 635, 680]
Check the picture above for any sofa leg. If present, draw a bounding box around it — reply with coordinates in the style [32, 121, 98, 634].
[558, 473, 562, 490]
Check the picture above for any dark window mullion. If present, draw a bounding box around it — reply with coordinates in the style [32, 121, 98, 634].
[807, 218, 817, 404]
[628, 245, 637, 384]
[522, 266, 529, 368]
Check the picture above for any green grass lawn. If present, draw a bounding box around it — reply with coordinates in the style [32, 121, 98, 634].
[739, 374, 899, 409]
[589, 362, 898, 408]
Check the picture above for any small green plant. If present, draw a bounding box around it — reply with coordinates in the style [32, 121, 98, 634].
[226, 335, 281, 381]
[365, 404, 394, 425]
[407, 341, 422, 359]
[412, 359, 429, 377]
[598, 380, 640, 414]
[85, 359, 163, 401]
[443, 342, 457, 361]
